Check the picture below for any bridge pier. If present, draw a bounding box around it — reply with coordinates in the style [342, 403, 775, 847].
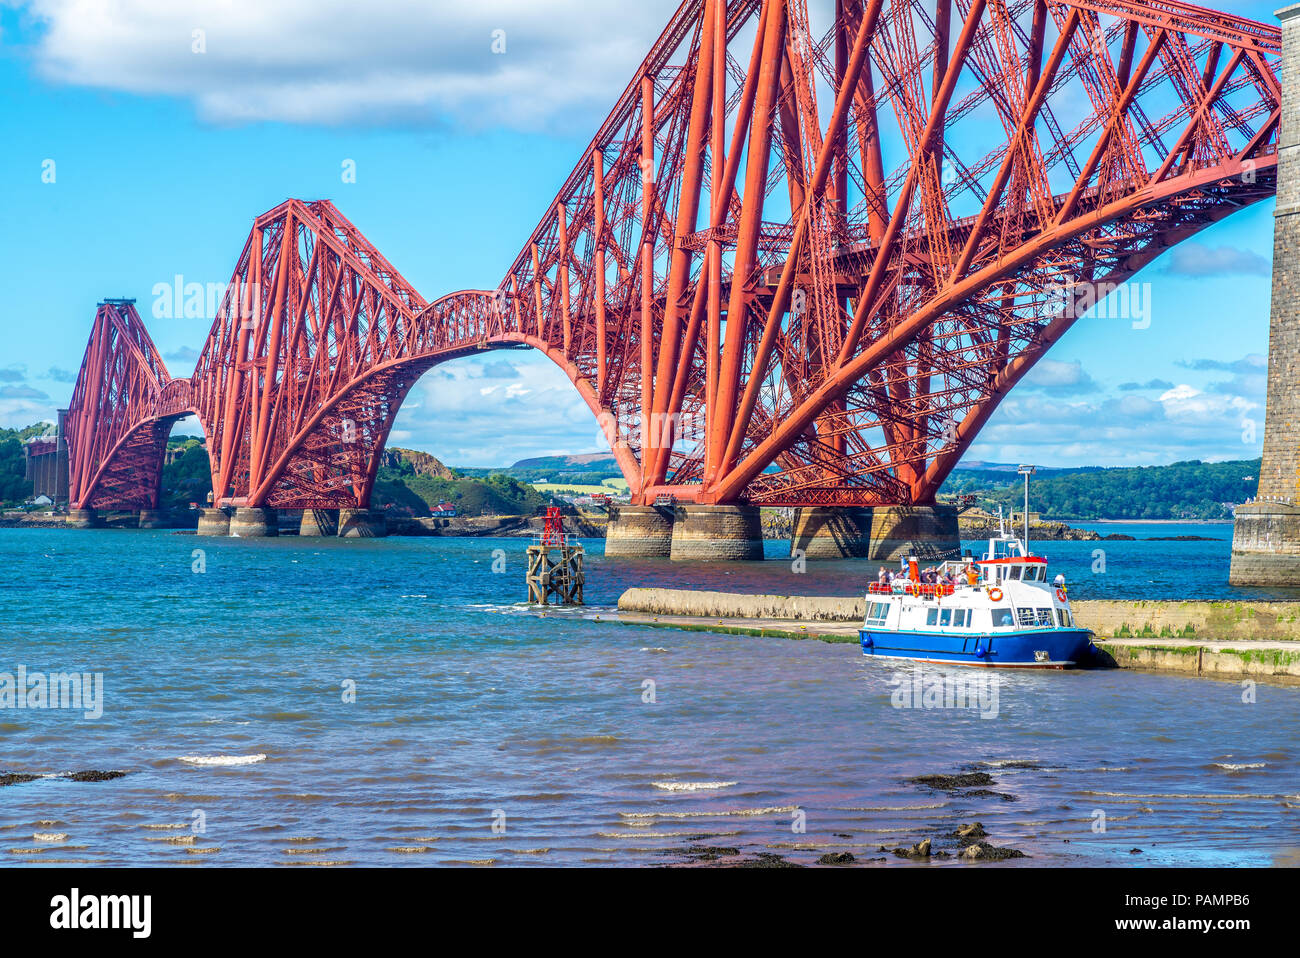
[858, 505, 961, 562]
[1230, 502, 1300, 584]
[338, 508, 387, 538]
[300, 509, 339, 537]
[196, 508, 230, 536]
[1230, 4, 1300, 585]
[789, 505, 960, 561]
[669, 504, 764, 561]
[604, 504, 674, 557]
[789, 507, 875, 559]
[230, 507, 278, 538]
[137, 509, 167, 529]
[67, 508, 99, 529]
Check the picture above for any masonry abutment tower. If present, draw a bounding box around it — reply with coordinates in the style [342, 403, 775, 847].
[1231, 6, 1300, 584]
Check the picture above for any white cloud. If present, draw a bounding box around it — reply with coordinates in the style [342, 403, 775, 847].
[391, 351, 603, 466]
[968, 362, 1264, 467]
[1164, 241, 1269, 278]
[1157, 383, 1200, 403]
[1022, 358, 1098, 395]
[17, 0, 678, 129]
[0, 396, 57, 430]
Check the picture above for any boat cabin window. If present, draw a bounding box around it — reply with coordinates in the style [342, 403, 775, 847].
[1056, 607, 1074, 628]
[928, 607, 971, 628]
[865, 602, 890, 627]
[1017, 607, 1053, 628]
[990, 608, 1014, 628]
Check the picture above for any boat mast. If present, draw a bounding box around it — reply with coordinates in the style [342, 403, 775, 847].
[1018, 464, 1036, 554]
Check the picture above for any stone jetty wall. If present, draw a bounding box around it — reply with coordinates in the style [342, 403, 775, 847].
[614, 589, 1300, 678]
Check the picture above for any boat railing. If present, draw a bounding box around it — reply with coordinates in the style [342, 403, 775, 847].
[869, 581, 956, 597]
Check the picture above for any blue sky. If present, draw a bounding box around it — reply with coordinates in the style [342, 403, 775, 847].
[0, 0, 1282, 469]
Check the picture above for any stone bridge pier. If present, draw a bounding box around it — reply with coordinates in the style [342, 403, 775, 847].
[604, 502, 959, 562]
[1231, 5, 1300, 585]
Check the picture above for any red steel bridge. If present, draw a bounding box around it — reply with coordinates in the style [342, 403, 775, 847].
[66, 0, 1281, 515]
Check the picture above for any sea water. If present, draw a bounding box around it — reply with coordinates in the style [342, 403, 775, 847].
[0, 524, 1295, 866]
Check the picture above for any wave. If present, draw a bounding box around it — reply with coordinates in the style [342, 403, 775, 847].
[599, 829, 742, 839]
[178, 753, 267, 767]
[651, 781, 737, 792]
[1212, 762, 1266, 771]
[1079, 789, 1292, 801]
[620, 804, 798, 820]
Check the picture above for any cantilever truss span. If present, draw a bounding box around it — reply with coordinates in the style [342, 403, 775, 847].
[66, 0, 1281, 512]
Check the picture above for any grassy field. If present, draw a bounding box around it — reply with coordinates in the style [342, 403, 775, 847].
[531, 478, 629, 495]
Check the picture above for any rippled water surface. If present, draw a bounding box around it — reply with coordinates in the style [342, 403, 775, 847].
[0, 526, 1296, 866]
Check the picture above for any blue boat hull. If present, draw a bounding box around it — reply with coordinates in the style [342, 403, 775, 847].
[859, 627, 1094, 668]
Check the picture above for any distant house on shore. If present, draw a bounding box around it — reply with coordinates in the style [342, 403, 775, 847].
[432, 501, 457, 518]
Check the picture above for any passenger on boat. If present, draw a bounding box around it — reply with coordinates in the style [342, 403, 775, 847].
[876, 567, 889, 587]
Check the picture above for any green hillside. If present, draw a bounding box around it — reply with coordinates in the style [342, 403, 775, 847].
[456, 452, 623, 486]
[942, 459, 1260, 521]
[372, 448, 554, 517]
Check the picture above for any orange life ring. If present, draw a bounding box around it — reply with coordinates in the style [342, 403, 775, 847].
[1055, 587, 1067, 602]
[987, 587, 1003, 602]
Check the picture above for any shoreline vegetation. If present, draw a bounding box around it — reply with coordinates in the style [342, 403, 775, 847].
[0, 426, 1263, 524]
[0, 509, 1227, 543]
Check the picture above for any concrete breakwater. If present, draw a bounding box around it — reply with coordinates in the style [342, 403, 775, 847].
[618, 587, 867, 621]
[614, 589, 1300, 679]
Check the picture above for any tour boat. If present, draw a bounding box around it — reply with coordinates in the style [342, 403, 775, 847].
[859, 522, 1095, 669]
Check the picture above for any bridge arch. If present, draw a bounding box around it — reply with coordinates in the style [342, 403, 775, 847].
[65, 300, 210, 512]
[245, 291, 647, 509]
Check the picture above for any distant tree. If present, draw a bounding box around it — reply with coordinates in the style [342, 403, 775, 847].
[0, 433, 31, 506]
[945, 458, 1258, 521]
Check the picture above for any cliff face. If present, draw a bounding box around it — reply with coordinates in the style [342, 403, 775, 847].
[383, 447, 455, 480]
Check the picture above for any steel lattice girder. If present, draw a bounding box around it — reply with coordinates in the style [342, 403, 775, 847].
[65, 301, 182, 510]
[64, 0, 1281, 513]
